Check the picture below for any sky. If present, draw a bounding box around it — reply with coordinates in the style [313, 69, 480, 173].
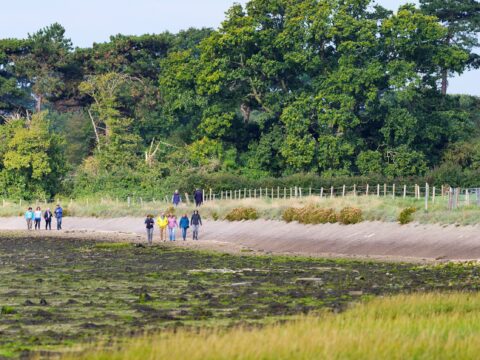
[0, 0, 477, 95]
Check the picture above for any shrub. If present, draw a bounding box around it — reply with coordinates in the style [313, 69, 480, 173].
[225, 207, 258, 221]
[282, 206, 337, 224]
[398, 207, 417, 225]
[282, 207, 300, 222]
[210, 211, 219, 221]
[338, 207, 363, 225]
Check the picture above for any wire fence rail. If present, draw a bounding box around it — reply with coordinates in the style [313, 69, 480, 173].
[2, 184, 478, 211]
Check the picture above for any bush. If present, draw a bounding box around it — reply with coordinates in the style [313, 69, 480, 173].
[304, 207, 337, 224]
[282, 207, 299, 222]
[225, 207, 259, 221]
[338, 207, 363, 225]
[398, 207, 417, 225]
[282, 206, 337, 224]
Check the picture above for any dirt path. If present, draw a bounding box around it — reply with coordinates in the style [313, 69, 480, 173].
[1, 217, 480, 262]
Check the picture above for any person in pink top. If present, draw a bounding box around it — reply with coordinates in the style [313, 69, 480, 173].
[167, 214, 178, 241]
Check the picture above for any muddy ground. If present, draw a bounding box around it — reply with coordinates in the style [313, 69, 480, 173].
[1, 234, 480, 359]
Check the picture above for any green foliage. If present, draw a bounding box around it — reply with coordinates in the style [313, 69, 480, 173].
[398, 207, 417, 225]
[384, 146, 428, 178]
[0, 306, 16, 315]
[0, 111, 67, 199]
[225, 207, 259, 221]
[0, 0, 479, 198]
[338, 207, 363, 225]
[357, 151, 383, 175]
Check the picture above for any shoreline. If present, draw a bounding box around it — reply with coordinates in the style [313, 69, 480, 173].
[2, 217, 480, 263]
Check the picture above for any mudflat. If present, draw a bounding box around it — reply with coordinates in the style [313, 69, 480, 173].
[1, 233, 480, 358]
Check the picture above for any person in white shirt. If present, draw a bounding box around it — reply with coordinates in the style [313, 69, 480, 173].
[34, 207, 42, 230]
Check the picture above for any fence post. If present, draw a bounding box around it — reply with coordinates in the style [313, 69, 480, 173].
[432, 187, 436, 204]
[353, 184, 357, 197]
[127, 197, 131, 207]
[366, 184, 369, 196]
[448, 188, 453, 210]
[466, 189, 470, 206]
[441, 185, 444, 197]
[383, 184, 387, 197]
[309, 187, 312, 196]
[277, 187, 280, 199]
[271, 188, 274, 199]
[392, 184, 395, 199]
[403, 185, 407, 199]
[330, 186, 334, 199]
[254, 189, 257, 198]
[342, 185, 346, 197]
[260, 188, 263, 198]
[377, 184, 380, 197]
[425, 183, 429, 211]
[320, 187, 324, 198]
[210, 189, 213, 201]
[299, 188, 302, 198]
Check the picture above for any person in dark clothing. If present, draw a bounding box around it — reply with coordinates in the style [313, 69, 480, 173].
[190, 210, 202, 240]
[54, 205, 63, 230]
[194, 189, 203, 207]
[44, 208, 53, 230]
[172, 190, 181, 207]
[145, 215, 155, 245]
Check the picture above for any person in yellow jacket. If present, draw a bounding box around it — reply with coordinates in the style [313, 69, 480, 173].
[156, 212, 168, 242]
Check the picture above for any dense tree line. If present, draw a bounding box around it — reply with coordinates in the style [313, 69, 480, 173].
[0, 0, 479, 199]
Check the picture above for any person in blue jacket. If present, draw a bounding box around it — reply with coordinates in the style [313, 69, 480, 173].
[172, 190, 181, 207]
[54, 204, 63, 230]
[25, 207, 34, 230]
[179, 214, 190, 241]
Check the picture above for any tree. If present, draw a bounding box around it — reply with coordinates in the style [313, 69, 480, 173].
[14, 23, 72, 112]
[0, 39, 31, 113]
[420, 0, 480, 94]
[79, 72, 142, 169]
[0, 111, 66, 198]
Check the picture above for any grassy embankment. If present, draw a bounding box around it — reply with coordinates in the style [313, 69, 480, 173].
[64, 292, 480, 360]
[0, 195, 479, 225]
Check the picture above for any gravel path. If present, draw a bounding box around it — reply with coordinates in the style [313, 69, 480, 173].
[1, 217, 480, 262]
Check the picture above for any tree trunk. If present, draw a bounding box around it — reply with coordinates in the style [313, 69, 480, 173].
[441, 34, 452, 96]
[240, 103, 251, 123]
[35, 94, 42, 113]
[441, 68, 448, 95]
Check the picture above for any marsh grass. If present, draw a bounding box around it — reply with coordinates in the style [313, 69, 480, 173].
[64, 292, 480, 360]
[1, 195, 480, 225]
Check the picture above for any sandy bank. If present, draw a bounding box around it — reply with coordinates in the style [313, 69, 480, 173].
[1, 217, 480, 262]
